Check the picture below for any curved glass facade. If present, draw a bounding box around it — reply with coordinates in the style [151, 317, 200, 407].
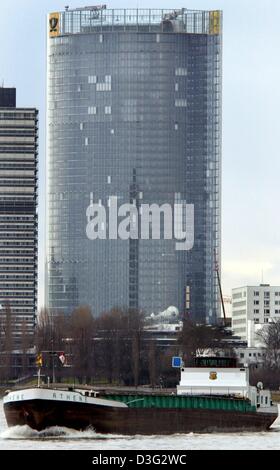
[47, 8, 222, 322]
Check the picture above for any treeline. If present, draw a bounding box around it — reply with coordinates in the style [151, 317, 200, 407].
[36, 308, 234, 386]
[3, 301, 280, 390]
[35, 306, 178, 387]
[0, 304, 237, 386]
[0, 303, 33, 383]
[250, 319, 280, 390]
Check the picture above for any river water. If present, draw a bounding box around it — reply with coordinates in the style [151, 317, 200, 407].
[0, 400, 279, 450]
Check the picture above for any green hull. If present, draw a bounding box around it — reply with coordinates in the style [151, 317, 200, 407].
[104, 393, 256, 413]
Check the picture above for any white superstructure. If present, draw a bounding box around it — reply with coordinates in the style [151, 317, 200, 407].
[177, 367, 248, 397]
[177, 365, 273, 409]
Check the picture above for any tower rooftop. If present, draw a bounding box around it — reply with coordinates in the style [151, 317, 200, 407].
[49, 7, 222, 36]
[0, 87, 16, 108]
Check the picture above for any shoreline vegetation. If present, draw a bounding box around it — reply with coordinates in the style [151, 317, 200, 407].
[1, 307, 280, 394]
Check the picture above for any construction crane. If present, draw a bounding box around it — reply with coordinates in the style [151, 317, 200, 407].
[214, 249, 226, 324]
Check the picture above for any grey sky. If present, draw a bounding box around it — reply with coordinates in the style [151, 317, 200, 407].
[0, 0, 279, 307]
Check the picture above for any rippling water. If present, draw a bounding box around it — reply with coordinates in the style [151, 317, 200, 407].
[0, 400, 279, 450]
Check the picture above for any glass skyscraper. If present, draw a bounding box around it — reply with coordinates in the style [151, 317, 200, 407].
[0, 88, 38, 344]
[47, 8, 222, 322]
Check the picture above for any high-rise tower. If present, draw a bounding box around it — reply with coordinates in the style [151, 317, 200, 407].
[47, 8, 222, 322]
[0, 88, 38, 344]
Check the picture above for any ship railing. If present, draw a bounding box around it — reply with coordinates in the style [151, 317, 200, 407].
[177, 387, 248, 399]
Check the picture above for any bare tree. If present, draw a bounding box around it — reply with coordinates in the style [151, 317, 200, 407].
[126, 308, 143, 387]
[257, 320, 280, 367]
[1, 302, 14, 380]
[35, 309, 71, 382]
[33, 305, 165, 387]
[178, 316, 233, 365]
[70, 305, 95, 384]
[132, 333, 140, 387]
[95, 308, 124, 384]
[148, 340, 157, 387]
[94, 307, 145, 386]
[35, 308, 54, 353]
[0, 314, 5, 382]
[20, 319, 31, 377]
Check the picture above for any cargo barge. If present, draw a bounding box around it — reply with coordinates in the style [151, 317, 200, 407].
[3, 357, 278, 434]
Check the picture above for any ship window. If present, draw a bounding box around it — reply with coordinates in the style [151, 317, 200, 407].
[194, 357, 237, 368]
[85, 391, 89, 397]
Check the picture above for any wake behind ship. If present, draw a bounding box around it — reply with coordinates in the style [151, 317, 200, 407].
[3, 357, 278, 434]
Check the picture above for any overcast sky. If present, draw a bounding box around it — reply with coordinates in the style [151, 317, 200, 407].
[0, 0, 279, 307]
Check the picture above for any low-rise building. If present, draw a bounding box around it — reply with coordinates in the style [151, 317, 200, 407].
[234, 346, 266, 367]
[232, 284, 280, 342]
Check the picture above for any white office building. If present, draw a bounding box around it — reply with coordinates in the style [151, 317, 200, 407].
[231, 284, 280, 342]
